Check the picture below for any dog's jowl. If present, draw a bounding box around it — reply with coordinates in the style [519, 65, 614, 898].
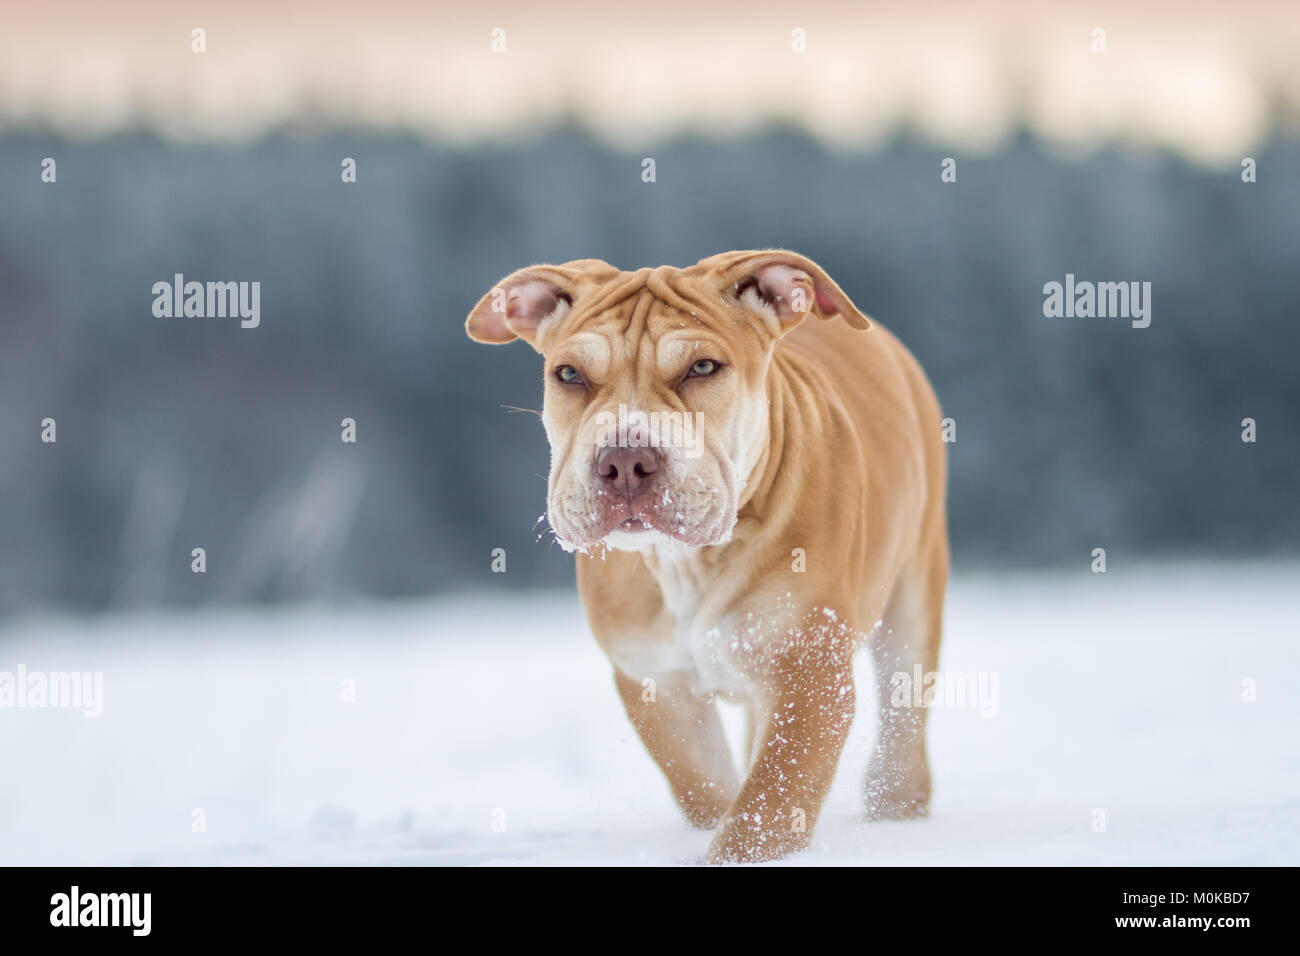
[466, 249, 949, 863]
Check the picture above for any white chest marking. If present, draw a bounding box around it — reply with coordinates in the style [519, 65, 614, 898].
[651, 547, 749, 698]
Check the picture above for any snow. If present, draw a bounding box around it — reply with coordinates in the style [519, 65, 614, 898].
[2, 563, 1296, 866]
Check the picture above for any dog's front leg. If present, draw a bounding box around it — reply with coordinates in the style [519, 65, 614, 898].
[707, 644, 856, 864]
[613, 669, 740, 829]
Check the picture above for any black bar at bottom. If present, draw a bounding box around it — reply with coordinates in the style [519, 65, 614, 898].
[0, 865, 1284, 943]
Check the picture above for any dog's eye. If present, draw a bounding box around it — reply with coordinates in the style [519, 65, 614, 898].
[687, 359, 720, 378]
[555, 365, 585, 385]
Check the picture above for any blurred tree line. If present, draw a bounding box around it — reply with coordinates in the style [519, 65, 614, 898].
[0, 129, 1295, 613]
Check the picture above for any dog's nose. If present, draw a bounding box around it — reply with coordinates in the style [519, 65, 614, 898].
[596, 445, 659, 498]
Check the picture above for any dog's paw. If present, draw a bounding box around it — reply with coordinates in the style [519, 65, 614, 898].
[682, 807, 726, 830]
[862, 792, 930, 821]
[675, 783, 737, 830]
[705, 814, 810, 864]
[863, 758, 931, 821]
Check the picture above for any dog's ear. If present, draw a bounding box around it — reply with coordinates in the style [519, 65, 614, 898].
[466, 259, 619, 350]
[703, 250, 872, 335]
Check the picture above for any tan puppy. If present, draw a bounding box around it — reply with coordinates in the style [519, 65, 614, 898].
[466, 250, 948, 863]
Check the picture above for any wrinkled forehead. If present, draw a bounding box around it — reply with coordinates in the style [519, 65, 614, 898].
[543, 265, 738, 366]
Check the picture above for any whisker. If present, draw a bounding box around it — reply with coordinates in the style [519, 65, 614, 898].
[501, 404, 543, 418]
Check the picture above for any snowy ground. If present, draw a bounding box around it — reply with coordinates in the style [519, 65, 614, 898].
[1, 563, 1296, 866]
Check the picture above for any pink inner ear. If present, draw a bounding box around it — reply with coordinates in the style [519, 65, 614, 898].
[813, 288, 839, 314]
[754, 264, 815, 316]
[755, 262, 846, 317]
[507, 279, 563, 324]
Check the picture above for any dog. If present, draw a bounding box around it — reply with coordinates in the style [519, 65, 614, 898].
[466, 250, 948, 863]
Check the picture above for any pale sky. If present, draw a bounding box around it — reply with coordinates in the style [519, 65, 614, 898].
[2, 0, 1298, 164]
